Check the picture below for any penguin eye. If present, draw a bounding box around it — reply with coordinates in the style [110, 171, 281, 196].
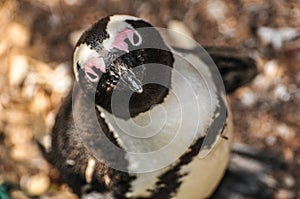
[86, 66, 101, 82]
[132, 32, 140, 45]
[77, 62, 81, 72]
[84, 57, 106, 82]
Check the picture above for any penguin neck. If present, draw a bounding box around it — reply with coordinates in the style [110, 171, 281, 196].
[95, 52, 219, 154]
[92, 46, 175, 119]
[93, 59, 173, 119]
[94, 84, 170, 119]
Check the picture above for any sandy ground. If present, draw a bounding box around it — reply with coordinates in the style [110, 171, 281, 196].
[0, 0, 299, 198]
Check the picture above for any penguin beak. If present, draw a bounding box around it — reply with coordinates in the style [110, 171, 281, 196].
[120, 69, 143, 93]
[111, 61, 143, 94]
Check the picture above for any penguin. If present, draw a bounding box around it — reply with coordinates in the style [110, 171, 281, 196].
[45, 15, 257, 199]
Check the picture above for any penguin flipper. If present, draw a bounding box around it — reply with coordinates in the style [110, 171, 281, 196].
[205, 47, 258, 93]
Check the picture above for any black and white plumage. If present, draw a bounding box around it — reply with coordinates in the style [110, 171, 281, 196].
[45, 15, 257, 199]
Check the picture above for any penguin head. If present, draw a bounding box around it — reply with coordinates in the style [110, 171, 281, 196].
[73, 15, 174, 118]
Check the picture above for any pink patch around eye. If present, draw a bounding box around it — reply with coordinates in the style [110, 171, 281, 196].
[111, 28, 142, 52]
[84, 57, 106, 82]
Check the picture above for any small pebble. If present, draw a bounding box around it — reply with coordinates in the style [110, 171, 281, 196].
[167, 20, 196, 49]
[283, 175, 295, 188]
[30, 91, 51, 114]
[238, 88, 257, 106]
[276, 189, 295, 199]
[49, 62, 73, 94]
[22, 173, 50, 196]
[64, 0, 84, 6]
[274, 84, 290, 101]
[38, 134, 52, 153]
[69, 29, 85, 47]
[22, 72, 40, 99]
[206, 0, 227, 21]
[252, 74, 271, 91]
[265, 135, 277, 146]
[167, 20, 193, 38]
[264, 60, 280, 78]
[10, 144, 37, 161]
[257, 26, 299, 50]
[277, 123, 295, 140]
[6, 22, 30, 47]
[9, 55, 29, 87]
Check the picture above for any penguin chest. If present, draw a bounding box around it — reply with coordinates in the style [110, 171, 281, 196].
[113, 117, 232, 199]
[95, 50, 231, 198]
[121, 114, 232, 199]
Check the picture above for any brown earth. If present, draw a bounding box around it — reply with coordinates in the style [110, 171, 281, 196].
[0, 0, 299, 199]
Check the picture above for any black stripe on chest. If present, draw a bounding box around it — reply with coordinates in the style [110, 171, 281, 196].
[138, 136, 205, 199]
[135, 109, 228, 199]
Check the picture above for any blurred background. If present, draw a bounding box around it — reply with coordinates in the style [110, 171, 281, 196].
[0, 0, 299, 198]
